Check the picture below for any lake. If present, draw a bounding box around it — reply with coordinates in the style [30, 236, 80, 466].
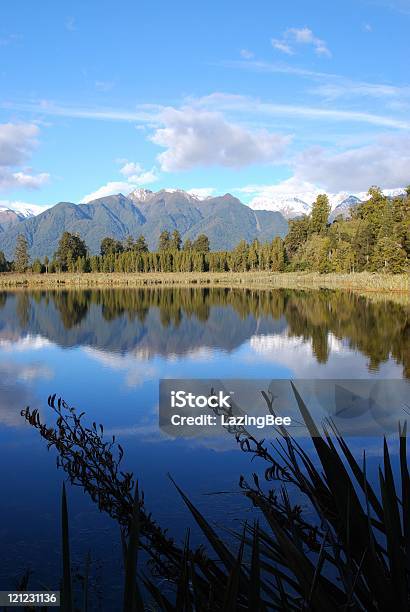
[0, 287, 408, 607]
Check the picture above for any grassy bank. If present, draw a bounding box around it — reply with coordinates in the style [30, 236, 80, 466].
[0, 270, 408, 293]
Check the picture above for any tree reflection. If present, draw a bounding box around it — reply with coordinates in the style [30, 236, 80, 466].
[0, 287, 408, 377]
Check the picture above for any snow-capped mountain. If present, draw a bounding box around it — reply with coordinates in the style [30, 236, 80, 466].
[0, 201, 47, 218]
[128, 187, 216, 204]
[329, 195, 362, 222]
[251, 195, 311, 219]
[127, 188, 154, 202]
[248, 188, 406, 219]
[0, 204, 39, 228]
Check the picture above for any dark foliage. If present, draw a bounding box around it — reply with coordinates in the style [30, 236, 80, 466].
[21, 385, 410, 610]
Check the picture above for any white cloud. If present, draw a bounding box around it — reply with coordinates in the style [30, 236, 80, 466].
[127, 169, 158, 184]
[118, 161, 158, 185]
[81, 181, 135, 202]
[0, 122, 50, 190]
[0, 123, 39, 166]
[10, 171, 49, 189]
[293, 134, 410, 192]
[235, 177, 322, 204]
[240, 48, 254, 59]
[0, 199, 49, 215]
[95, 80, 114, 92]
[151, 106, 290, 171]
[287, 27, 331, 57]
[81, 161, 158, 203]
[119, 161, 143, 177]
[271, 39, 294, 55]
[271, 27, 331, 58]
[187, 187, 216, 199]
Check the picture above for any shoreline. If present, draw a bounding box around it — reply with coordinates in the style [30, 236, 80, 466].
[0, 271, 408, 294]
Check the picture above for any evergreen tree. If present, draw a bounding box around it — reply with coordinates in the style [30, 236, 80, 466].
[32, 258, 43, 273]
[271, 237, 285, 271]
[0, 250, 8, 272]
[371, 237, 407, 273]
[123, 236, 135, 252]
[14, 234, 30, 272]
[100, 237, 123, 256]
[54, 232, 87, 271]
[158, 230, 171, 251]
[247, 239, 259, 270]
[183, 238, 192, 251]
[310, 194, 330, 234]
[135, 235, 149, 253]
[170, 230, 182, 251]
[192, 234, 210, 253]
[284, 217, 309, 259]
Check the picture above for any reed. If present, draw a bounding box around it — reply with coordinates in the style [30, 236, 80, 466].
[1, 270, 409, 294]
[20, 386, 410, 610]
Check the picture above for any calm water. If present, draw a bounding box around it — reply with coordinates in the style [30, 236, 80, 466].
[0, 287, 408, 605]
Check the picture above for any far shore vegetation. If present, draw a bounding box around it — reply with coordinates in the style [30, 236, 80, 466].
[0, 271, 408, 296]
[1, 188, 409, 290]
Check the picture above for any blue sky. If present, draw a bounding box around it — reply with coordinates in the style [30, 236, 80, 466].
[0, 0, 409, 211]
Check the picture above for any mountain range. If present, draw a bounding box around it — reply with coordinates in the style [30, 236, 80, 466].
[0, 186, 406, 260]
[0, 189, 288, 259]
[249, 188, 406, 220]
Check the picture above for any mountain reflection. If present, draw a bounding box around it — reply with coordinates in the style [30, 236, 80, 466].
[0, 287, 408, 377]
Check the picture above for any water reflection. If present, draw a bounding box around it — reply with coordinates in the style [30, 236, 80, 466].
[0, 287, 408, 603]
[0, 287, 408, 377]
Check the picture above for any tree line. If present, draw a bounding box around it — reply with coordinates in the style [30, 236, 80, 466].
[1, 186, 408, 275]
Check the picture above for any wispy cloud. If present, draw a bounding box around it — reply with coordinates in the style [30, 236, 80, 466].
[95, 80, 114, 92]
[271, 39, 294, 55]
[222, 60, 410, 102]
[0, 33, 21, 46]
[271, 27, 331, 57]
[3, 100, 160, 123]
[65, 17, 76, 32]
[195, 92, 410, 130]
[240, 48, 254, 59]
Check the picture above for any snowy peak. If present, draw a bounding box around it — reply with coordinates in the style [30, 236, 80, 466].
[329, 196, 361, 222]
[0, 204, 39, 228]
[248, 188, 406, 219]
[251, 195, 311, 219]
[127, 188, 154, 203]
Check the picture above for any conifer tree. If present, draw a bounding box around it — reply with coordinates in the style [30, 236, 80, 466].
[192, 234, 210, 253]
[158, 230, 171, 251]
[14, 234, 30, 272]
[0, 250, 8, 272]
[310, 194, 330, 234]
[170, 230, 182, 251]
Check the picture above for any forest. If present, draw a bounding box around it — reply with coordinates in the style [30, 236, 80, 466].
[1, 186, 409, 275]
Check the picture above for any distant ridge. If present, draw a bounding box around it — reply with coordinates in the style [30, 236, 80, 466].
[0, 189, 288, 259]
[249, 187, 406, 219]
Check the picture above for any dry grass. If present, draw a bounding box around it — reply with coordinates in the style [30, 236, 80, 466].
[0, 270, 408, 293]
